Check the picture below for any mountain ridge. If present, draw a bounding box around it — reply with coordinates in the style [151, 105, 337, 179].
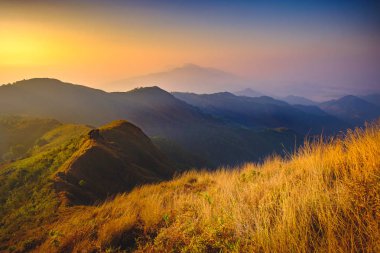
[319, 95, 380, 125]
[54, 120, 174, 205]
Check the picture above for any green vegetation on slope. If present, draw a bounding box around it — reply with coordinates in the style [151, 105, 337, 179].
[0, 115, 60, 162]
[0, 119, 177, 252]
[34, 122, 380, 253]
[0, 124, 90, 252]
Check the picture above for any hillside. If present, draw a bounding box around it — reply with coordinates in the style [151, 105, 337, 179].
[26, 121, 380, 252]
[0, 123, 90, 251]
[0, 120, 174, 250]
[0, 116, 60, 162]
[361, 93, 380, 107]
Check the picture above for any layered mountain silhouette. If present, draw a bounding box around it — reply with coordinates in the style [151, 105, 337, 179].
[1, 78, 378, 167]
[319, 95, 380, 125]
[172, 92, 348, 134]
[0, 78, 299, 167]
[54, 120, 174, 205]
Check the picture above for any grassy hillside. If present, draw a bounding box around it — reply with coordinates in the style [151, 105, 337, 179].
[0, 116, 60, 162]
[0, 124, 90, 252]
[0, 120, 178, 252]
[32, 122, 380, 252]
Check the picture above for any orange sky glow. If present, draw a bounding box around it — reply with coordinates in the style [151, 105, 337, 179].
[0, 1, 379, 93]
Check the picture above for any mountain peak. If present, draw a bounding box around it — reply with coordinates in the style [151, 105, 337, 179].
[110, 64, 252, 93]
[182, 63, 203, 69]
[125, 86, 175, 100]
[99, 119, 135, 131]
[129, 86, 169, 94]
[234, 88, 264, 97]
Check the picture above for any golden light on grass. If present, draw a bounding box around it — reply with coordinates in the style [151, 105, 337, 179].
[34, 122, 380, 252]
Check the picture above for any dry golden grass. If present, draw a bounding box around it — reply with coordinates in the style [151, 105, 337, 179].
[36, 123, 380, 253]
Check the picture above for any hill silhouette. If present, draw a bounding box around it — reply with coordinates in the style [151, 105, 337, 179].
[319, 95, 380, 125]
[109, 64, 255, 93]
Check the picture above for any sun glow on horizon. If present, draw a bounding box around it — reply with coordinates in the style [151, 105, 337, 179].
[0, 0, 379, 93]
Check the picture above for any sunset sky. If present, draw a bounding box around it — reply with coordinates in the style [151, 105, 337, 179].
[0, 0, 379, 94]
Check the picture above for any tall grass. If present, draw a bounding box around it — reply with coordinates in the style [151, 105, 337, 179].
[37, 123, 380, 252]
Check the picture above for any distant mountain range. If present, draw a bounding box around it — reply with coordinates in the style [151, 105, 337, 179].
[172, 92, 348, 134]
[108, 64, 380, 101]
[0, 79, 298, 167]
[279, 95, 317, 106]
[1, 78, 379, 167]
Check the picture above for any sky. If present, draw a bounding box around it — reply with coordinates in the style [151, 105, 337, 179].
[0, 0, 379, 95]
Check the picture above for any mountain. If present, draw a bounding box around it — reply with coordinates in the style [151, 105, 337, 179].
[0, 78, 120, 125]
[28, 122, 380, 253]
[0, 78, 213, 129]
[280, 95, 317, 106]
[319, 95, 380, 125]
[172, 92, 348, 134]
[54, 120, 174, 205]
[0, 78, 299, 167]
[234, 88, 264, 97]
[109, 64, 255, 93]
[0, 119, 174, 249]
[361, 93, 380, 107]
